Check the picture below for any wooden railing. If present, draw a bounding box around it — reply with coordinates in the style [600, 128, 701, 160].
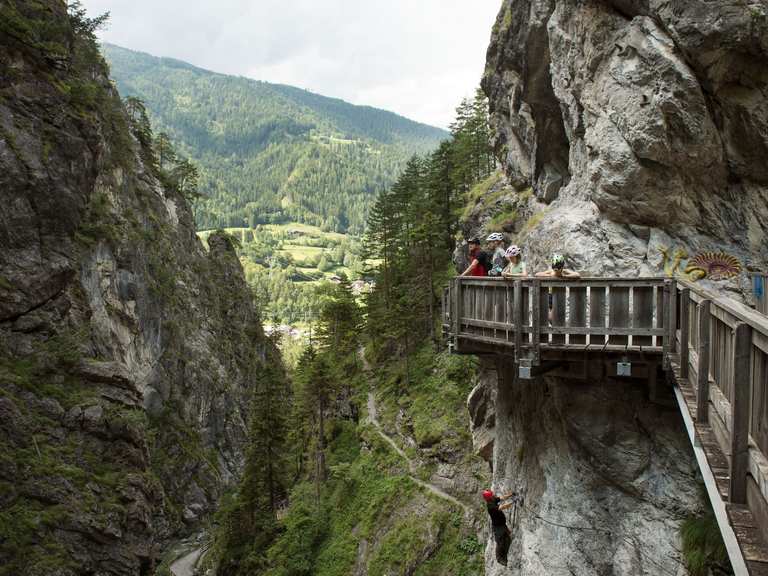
[670, 280, 768, 511]
[442, 277, 670, 363]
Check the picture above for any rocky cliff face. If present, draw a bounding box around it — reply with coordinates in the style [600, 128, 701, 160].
[482, 0, 768, 288]
[0, 3, 266, 574]
[464, 1, 768, 574]
[469, 361, 703, 575]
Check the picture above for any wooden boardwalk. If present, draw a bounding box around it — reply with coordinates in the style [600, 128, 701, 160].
[443, 277, 768, 575]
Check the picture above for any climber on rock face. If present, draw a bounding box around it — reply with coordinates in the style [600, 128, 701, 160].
[482, 489, 516, 566]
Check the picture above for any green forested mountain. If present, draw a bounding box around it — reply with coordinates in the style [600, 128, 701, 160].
[102, 44, 448, 233]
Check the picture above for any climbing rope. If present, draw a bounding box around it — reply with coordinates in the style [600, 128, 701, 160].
[520, 500, 611, 534]
[502, 493, 681, 576]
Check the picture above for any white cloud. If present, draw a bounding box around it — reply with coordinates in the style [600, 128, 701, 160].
[82, 0, 501, 128]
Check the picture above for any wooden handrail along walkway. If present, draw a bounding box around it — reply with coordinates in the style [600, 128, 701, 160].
[443, 276, 768, 575]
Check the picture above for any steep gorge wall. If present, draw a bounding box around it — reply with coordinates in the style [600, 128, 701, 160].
[467, 1, 768, 574]
[0, 3, 267, 574]
[470, 361, 703, 575]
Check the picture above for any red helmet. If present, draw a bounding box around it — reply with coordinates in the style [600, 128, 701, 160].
[482, 489, 494, 502]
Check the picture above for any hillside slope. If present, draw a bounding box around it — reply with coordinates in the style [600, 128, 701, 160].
[0, 3, 278, 574]
[102, 44, 448, 234]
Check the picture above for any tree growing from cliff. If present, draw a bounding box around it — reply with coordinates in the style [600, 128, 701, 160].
[450, 89, 494, 190]
[155, 132, 177, 169]
[67, 1, 109, 43]
[124, 101, 203, 201]
[364, 89, 492, 369]
[172, 157, 201, 201]
[214, 336, 292, 574]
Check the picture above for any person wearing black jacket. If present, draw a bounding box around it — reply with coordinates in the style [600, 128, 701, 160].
[461, 237, 491, 277]
[482, 489, 516, 565]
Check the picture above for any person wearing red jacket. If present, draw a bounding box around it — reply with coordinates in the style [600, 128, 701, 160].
[461, 238, 490, 277]
[482, 489, 516, 565]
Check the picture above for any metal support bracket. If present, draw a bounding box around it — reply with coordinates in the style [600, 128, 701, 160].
[617, 361, 632, 377]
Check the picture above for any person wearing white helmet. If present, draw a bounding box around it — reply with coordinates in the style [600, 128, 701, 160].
[501, 245, 527, 278]
[486, 232, 506, 276]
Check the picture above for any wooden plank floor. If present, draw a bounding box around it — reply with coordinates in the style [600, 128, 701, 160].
[670, 355, 768, 575]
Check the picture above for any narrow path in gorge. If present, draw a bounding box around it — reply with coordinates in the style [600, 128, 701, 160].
[359, 349, 471, 514]
[170, 547, 203, 576]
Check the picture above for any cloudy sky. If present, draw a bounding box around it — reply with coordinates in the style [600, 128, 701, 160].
[81, 0, 501, 128]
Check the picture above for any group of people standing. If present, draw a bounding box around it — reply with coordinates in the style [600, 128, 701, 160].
[460, 233, 580, 280]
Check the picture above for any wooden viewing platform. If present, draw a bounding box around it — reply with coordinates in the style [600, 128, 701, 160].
[443, 276, 768, 575]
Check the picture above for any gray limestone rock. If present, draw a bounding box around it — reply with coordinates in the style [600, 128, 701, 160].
[480, 359, 702, 576]
[468, 366, 497, 464]
[82, 404, 105, 427]
[482, 0, 768, 283]
[142, 386, 164, 417]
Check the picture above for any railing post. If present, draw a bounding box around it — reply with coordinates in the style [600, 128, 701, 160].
[696, 299, 711, 423]
[665, 280, 676, 366]
[531, 280, 541, 366]
[680, 288, 690, 381]
[506, 283, 512, 343]
[514, 280, 522, 363]
[729, 322, 752, 504]
[442, 287, 448, 330]
[453, 278, 461, 353]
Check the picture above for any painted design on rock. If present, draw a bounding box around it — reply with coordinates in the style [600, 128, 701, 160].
[688, 252, 743, 281]
[659, 247, 742, 281]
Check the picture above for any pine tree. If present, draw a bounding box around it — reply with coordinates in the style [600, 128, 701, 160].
[155, 132, 177, 169]
[364, 88, 494, 373]
[124, 96, 153, 149]
[215, 336, 292, 574]
[292, 346, 336, 501]
[172, 157, 201, 200]
[244, 341, 291, 516]
[315, 279, 361, 363]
